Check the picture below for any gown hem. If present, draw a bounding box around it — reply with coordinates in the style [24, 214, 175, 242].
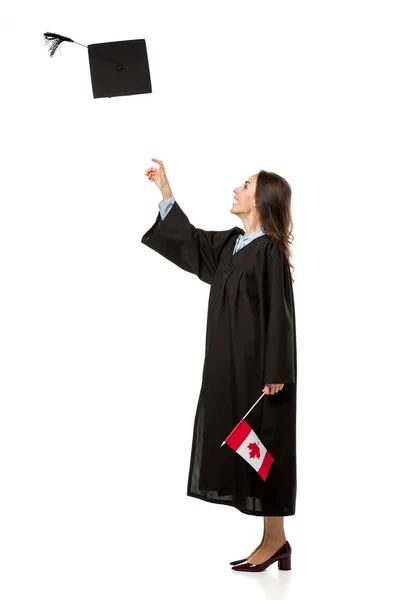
[186, 490, 295, 517]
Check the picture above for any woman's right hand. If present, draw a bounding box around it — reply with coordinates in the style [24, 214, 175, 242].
[145, 158, 172, 197]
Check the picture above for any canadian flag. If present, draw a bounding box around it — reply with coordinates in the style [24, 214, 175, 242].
[225, 418, 274, 481]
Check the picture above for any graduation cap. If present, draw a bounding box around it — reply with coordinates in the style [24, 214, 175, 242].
[43, 32, 152, 99]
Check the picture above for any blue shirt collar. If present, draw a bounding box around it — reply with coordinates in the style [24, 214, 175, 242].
[239, 227, 265, 241]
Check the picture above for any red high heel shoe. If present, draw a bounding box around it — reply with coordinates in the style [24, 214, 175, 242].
[231, 541, 291, 572]
[230, 536, 267, 565]
[230, 557, 249, 566]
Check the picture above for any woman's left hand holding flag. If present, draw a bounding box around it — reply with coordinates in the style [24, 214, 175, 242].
[262, 384, 284, 395]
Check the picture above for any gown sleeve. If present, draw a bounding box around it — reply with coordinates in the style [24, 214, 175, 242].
[257, 240, 296, 385]
[141, 198, 243, 284]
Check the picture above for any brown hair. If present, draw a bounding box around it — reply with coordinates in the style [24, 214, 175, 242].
[255, 169, 295, 283]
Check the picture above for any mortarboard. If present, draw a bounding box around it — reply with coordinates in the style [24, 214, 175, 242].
[43, 32, 152, 99]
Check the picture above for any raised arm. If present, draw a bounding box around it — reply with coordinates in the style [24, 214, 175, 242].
[141, 196, 241, 284]
[142, 158, 241, 284]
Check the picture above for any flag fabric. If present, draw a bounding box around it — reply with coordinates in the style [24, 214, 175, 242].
[225, 418, 274, 481]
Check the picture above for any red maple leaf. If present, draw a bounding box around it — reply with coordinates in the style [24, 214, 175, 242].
[247, 442, 261, 459]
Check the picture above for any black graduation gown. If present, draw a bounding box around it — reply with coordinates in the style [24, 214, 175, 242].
[141, 199, 297, 517]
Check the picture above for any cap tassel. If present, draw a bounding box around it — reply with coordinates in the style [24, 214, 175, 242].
[43, 32, 122, 70]
[43, 32, 75, 57]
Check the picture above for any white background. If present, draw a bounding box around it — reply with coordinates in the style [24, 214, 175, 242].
[1, 1, 399, 598]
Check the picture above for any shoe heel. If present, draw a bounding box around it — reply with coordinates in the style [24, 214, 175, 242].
[278, 555, 291, 570]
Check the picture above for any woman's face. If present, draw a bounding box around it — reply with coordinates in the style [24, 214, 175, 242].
[231, 174, 258, 215]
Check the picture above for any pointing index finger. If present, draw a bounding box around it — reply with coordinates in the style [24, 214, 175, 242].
[151, 158, 164, 169]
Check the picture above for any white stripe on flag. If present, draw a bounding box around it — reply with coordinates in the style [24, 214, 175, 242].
[225, 419, 275, 480]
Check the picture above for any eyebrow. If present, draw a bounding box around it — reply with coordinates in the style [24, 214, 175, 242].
[245, 180, 251, 185]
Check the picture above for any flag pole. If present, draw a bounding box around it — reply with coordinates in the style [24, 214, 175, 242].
[221, 392, 266, 446]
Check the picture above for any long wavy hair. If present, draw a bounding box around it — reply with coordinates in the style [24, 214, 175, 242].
[255, 169, 295, 283]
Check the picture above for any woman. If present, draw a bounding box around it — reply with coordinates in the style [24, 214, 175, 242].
[142, 158, 297, 572]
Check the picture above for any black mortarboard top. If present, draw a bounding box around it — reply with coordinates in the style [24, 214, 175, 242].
[43, 32, 152, 99]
